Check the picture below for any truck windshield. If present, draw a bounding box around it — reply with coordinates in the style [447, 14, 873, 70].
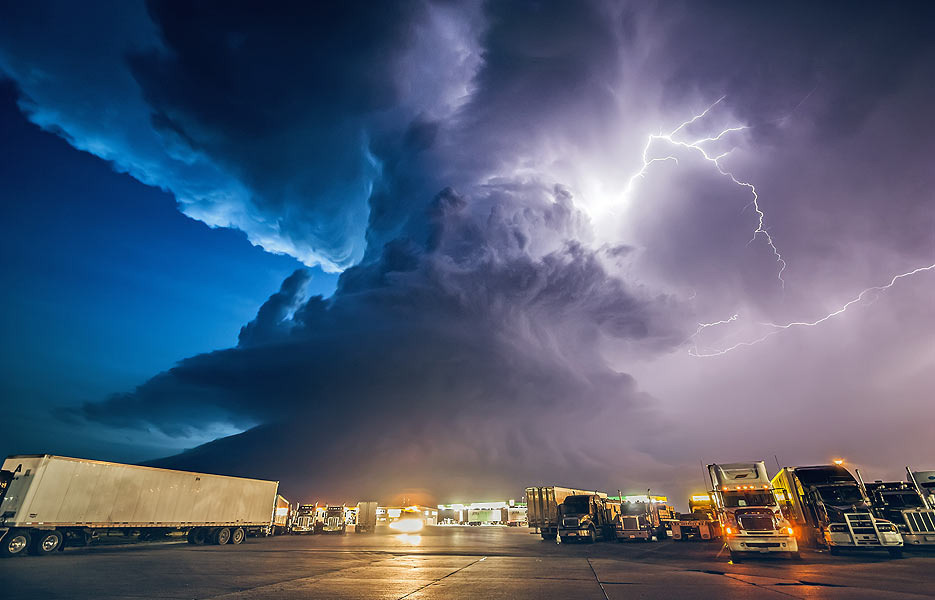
[620, 504, 649, 515]
[561, 496, 590, 515]
[878, 492, 924, 508]
[817, 485, 864, 505]
[722, 491, 776, 508]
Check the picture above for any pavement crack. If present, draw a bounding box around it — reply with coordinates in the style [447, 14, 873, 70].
[793, 580, 847, 587]
[397, 556, 487, 599]
[586, 558, 610, 600]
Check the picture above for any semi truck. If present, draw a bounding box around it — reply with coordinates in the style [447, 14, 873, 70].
[525, 486, 605, 540]
[610, 495, 674, 542]
[771, 465, 903, 557]
[671, 495, 721, 541]
[0, 454, 280, 557]
[356, 501, 377, 533]
[557, 493, 615, 543]
[291, 503, 319, 534]
[859, 471, 935, 547]
[322, 505, 347, 534]
[910, 468, 935, 509]
[708, 462, 799, 560]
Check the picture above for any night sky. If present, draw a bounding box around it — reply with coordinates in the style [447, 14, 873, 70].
[1, 1, 933, 506]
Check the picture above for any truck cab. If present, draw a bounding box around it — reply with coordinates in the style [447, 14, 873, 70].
[864, 480, 935, 547]
[292, 504, 319, 534]
[709, 462, 799, 560]
[323, 505, 346, 534]
[772, 465, 903, 557]
[672, 495, 722, 541]
[611, 496, 673, 542]
[557, 494, 612, 543]
[910, 470, 935, 509]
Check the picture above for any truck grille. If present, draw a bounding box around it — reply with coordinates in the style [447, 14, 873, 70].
[846, 512, 875, 533]
[621, 516, 640, 531]
[746, 542, 780, 548]
[904, 510, 935, 533]
[562, 517, 579, 528]
[738, 515, 774, 531]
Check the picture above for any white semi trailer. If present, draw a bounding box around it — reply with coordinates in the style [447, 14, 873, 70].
[0, 454, 280, 557]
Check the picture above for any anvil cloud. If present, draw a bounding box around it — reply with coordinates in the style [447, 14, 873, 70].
[2, 1, 933, 502]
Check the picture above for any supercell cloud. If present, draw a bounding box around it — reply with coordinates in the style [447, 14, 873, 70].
[2, 1, 933, 501]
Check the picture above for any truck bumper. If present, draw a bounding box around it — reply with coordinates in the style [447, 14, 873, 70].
[727, 535, 797, 553]
[901, 533, 935, 546]
[827, 531, 903, 548]
[559, 528, 592, 538]
[616, 529, 650, 540]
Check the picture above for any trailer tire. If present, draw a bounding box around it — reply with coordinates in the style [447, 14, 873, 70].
[887, 548, 903, 559]
[213, 527, 231, 545]
[187, 528, 207, 545]
[1, 530, 31, 557]
[230, 528, 245, 545]
[540, 532, 552, 541]
[28, 530, 63, 556]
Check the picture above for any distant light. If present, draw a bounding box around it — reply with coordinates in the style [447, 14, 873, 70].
[390, 519, 424, 533]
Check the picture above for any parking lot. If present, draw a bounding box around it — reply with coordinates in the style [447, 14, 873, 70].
[2, 526, 934, 599]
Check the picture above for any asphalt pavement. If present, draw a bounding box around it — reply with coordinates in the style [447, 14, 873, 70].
[1, 526, 933, 599]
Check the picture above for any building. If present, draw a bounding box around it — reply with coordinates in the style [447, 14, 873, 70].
[437, 500, 527, 526]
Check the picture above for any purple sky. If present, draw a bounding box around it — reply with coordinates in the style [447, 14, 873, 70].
[1, 1, 933, 507]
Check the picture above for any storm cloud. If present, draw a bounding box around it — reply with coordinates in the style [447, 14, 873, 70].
[3, 1, 934, 502]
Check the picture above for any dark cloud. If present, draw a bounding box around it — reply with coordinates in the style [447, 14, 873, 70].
[73, 181, 685, 499]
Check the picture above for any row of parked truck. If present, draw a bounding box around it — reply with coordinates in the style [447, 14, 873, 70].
[527, 461, 935, 560]
[3, 454, 933, 560]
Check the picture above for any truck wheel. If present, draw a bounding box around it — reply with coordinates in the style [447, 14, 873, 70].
[587, 526, 596, 543]
[729, 550, 743, 563]
[1, 530, 31, 557]
[28, 530, 63, 556]
[887, 548, 903, 559]
[540, 532, 552, 541]
[230, 528, 245, 545]
[828, 545, 841, 556]
[2, 530, 31, 557]
[790, 551, 802, 560]
[187, 528, 207, 545]
[213, 527, 231, 545]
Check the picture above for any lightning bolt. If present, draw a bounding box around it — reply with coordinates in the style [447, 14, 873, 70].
[624, 97, 788, 287]
[689, 263, 935, 357]
[627, 98, 932, 359]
